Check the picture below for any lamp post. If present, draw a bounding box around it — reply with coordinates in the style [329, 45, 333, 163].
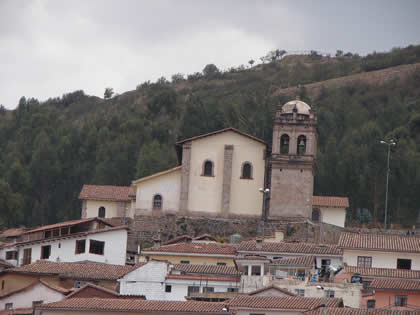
[380, 139, 396, 229]
[316, 285, 327, 315]
[259, 188, 270, 239]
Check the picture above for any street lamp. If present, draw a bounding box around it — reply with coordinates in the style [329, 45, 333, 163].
[259, 188, 270, 239]
[316, 285, 327, 315]
[380, 139, 396, 229]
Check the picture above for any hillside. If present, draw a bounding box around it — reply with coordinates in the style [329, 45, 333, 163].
[1, 45, 420, 229]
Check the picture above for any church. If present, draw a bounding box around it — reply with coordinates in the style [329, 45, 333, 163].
[79, 99, 349, 227]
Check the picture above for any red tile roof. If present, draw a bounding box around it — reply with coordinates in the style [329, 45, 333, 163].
[167, 274, 239, 282]
[23, 217, 112, 234]
[343, 266, 420, 280]
[172, 264, 239, 275]
[7, 260, 139, 281]
[0, 308, 33, 315]
[0, 227, 27, 238]
[143, 242, 237, 256]
[163, 234, 193, 245]
[313, 196, 349, 207]
[79, 184, 133, 201]
[338, 232, 420, 253]
[66, 282, 120, 299]
[248, 284, 295, 296]
[176, 127, 266, 145]
[271, 255, 316, 267]
[237, 240, 342, 255]
[0, 279, 70, 298]
[226, 296, 343, 310]
[304, 308, 419, 314]
[370, 278, 420, 291]
[36, 298, 228, 313]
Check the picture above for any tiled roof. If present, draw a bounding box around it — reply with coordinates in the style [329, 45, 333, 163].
[338, 232, 420, 253]
[0, 279, 69, 298]
[167, 274, 239, 282]
[66, 282, 120, 298]
[132, 166, 181, 184]
[163, 234, 193, 245]
[23, 217, 112, 234]
[194, 234, 217, 242]
[79, 184, 133, 201]
[313, 196, 349, 207]
[36, 298, 228, 313]
[0, 308, 33, 315]
[226, 296, 343, 310]
[235, 255, 270, 261]
[237, 240, 342, 255]
[370, 278, 420, 291]
[343, 266, 420, 280]
[172, 264, 239, 275]
[176, 127, 266, 145]
[7, 261, 139, 281]
[0, 259, 14, 268]
[271, 255, 316, 267]
[0, 227, 27, 238]
[248, 284, 295, 296]
[143, 242, 237, 256]
[303, 308, 419, 314]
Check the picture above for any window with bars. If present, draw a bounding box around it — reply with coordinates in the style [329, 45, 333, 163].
[357, 256, 372, 268]
[153, 194, 162, 210]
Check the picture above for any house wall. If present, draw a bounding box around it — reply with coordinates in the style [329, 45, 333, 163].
[0, 273, 37, 295]
[319, 207, 346, 228]
[0, 282, 65, 309]
[343, 249, 420, 270]
[15, 229, 127, 266]
[135, 169, 181, 213]
[362, 290, 420, 309]
[139, 254, 235, 266]
[0, 247, 19, 267]
[187, 131, 265, 216]
[85, 200, 119, 218]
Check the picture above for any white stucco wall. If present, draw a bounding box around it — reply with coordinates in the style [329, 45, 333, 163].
[188, 131, 265, 216]
[343, 249, 420, 270]
[0, 247, 18, 267]
[135, 169, 181, 213]
[319, 207, 346, 227]
[85, 200, 120, 218]
[0, 281, 65, 309]
[15, 229, 127, 266]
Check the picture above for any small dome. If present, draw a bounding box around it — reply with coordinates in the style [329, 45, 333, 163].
[281, 100, 311, 115]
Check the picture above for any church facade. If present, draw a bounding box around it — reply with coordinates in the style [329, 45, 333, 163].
[79, 99, 349, 227]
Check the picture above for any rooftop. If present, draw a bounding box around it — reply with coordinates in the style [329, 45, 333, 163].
[248, 284, 295, 296]
[338, 232, 420, 253]
[281, 99, 311, 116]
[271, 255, 316, 267]
[237, 240, 342, 256]
[342, 265, 420, 280]
[312, 196, 349, 208]
[23, 217, 112, 234]
[172, 263, 239, 275]
[79, 184, 133, 201]
[142, 242, 237, 256]
[167, 274, 239, 282]
[370, 278, 420, 291]
[303, 308, 419, 315]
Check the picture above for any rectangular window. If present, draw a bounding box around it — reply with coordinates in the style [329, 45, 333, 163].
[395, 295, 407, 307]
[5, 303, 13, 310]
[357, 256, 372, 268]
[295, 289, 305, 296]
[89, 240, 104, 255]
[397, 259, 411, 270]
[5, 251, 17, 260]
[2, 280, 4, 290]
[75, 239, 86, 254]
[187, 286, 200, 296]
[41, 245, 51, 259]
[251, 265, 261, 276]
[180, 260, 190, 264]
[325, 290, 335, 297]
[217, 262, 226, 266]
[227, 287, 239, 292]
[367, 299, 376, 309]
[203, 287, 214, 293]
[165, 285, 172, 293]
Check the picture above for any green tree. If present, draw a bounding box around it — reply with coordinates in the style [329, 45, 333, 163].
[104, 87, 114, 99]
[136, 141, 176, 179]
[0, 180, 24, 227]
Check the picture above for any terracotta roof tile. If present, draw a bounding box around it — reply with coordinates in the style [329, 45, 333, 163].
[343, 266, 420, 279]
[313, 196, 349, 207]
[0, 279, 69, 298]
[0, 227, 27, 238]
[36, 298, 228, 313]
[237, 240, 342, 255]
[303, 308, 419, 314]
[163, 234, 193, 245]
[0, 308, 33, 315]
[248, 284, 295, 296]
[271, 255, 316, 267]
[79, 185, 133, 201]
[66, 282, 120, 298]
[23, 217, 112, 234]
[7, 261, 139, 281]
[370, 278, 420, 291]
[172, 264, 239, 275]
[143, 242, 237, 256]
[176, 127, 266, 145]
[227, 296, 343, 310]
[338, 232, 420, 253]
[167, 274, 239, 282]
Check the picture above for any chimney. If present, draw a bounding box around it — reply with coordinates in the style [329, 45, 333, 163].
[256, 238, 263, 249]
[153, 238, 161, 248]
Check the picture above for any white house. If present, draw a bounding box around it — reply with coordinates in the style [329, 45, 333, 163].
[0, 218, 128, 266]
[119, 260, 240, 300]
[338, 232, 420, 270]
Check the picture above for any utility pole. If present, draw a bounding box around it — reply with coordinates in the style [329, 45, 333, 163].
[380, 139, 396, 229]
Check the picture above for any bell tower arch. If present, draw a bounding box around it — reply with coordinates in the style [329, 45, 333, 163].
[268, 99, 317, 219]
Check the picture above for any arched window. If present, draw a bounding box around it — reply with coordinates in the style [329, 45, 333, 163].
[297, 135, 307, 155]
[98, 207, 105, 218]
[241, 162, 253, 179]
[203, 160, 214, 177]
[280, 134, 290, 154]
[153, 194, 162, 210]
[312, 208, 321, 222]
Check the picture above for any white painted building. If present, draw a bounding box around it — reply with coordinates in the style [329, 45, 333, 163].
[119, 260, 240, 301]
[0, 218, 128, 266]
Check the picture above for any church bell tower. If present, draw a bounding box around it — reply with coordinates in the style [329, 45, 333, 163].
[268, 99, 317, 219]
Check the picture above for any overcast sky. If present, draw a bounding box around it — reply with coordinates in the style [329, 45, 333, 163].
[1, 0, 419, 109]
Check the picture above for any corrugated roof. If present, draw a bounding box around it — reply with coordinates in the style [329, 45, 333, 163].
[343, 266, 420, 280]
[143, 242, 237, 256]
[237, 240, 342, 255]
[313, 196, 349, 207]
[79, 184, 133, 201]
[338, 232, 420, 253]
[370, 278, 420, 291]
[172, 264, 239, 275]
[7, 261, 139, 281]
[227, 296, 343, 310]
[36, 298, 228, 313]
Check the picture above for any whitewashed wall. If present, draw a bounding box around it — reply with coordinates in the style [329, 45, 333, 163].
[320, 207, 346, 227]
[343, 249, 420, 270]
